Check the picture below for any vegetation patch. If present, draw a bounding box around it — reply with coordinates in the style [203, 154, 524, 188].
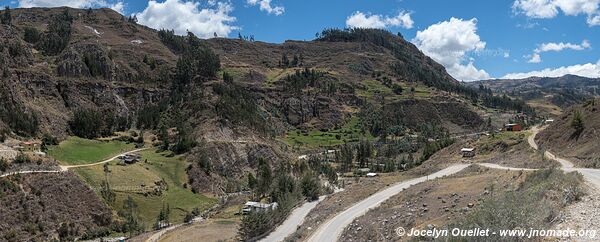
[283, 116, 373, 148]
[75, 149, 216, 230]
[48, 137, 135, 165]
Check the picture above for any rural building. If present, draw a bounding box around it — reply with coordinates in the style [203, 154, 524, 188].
[504, 123, 522, 131]
[242, 201, 278, 214]
[118, 154, 141, 164]
[18, 141, 41, 152]
[366, 172, 378, 177]
[461, 148, 476, 157]
[545, 119, 554, 124]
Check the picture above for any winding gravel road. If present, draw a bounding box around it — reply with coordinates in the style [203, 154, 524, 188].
[307, 164, 471, 242]
[528, 126, 600, 188]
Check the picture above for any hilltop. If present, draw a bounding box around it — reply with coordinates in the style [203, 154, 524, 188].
[470, 75, 600, 116]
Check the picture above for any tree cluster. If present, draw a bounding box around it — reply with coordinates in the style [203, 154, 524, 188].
[0, 87, 39, 136]
[69, 108, 130, 139]
[0, 7, 11, 25]
[36, 10, 73, 55]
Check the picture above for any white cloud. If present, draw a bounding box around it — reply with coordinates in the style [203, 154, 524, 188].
[527, 53, 542, 63]
[526, 40, 591, 63]
[502, 59, 600, 78]
[513, 0, 600, 26]
[587, 14, 600, 25]
[135, 0, 238, 39]
[109, 1, 124, 14]
[18, 0, 124, 12]
[346, 11, 414, 29]
[412, 17, 489, 81]
[246, 0, 284, 16]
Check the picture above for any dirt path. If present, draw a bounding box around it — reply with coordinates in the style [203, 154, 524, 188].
[0, 148, 149, 178]
[60, 148, 149, 169]
[307, 164, 471, 242]
[528, 126, 574, 168]
[528, 126, 600, 188]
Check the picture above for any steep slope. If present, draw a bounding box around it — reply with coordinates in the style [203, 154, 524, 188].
[0, 173, 112, 241]
[536, 98, 600, 167]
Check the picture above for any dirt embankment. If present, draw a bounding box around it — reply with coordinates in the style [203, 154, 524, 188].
[537, 99, 600, 167]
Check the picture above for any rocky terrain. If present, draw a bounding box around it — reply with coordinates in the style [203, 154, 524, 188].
[0, 172, 112, 241]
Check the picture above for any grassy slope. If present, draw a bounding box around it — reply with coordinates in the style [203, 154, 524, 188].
[75, 149, 216, 229]
[47, 137, 135, 165]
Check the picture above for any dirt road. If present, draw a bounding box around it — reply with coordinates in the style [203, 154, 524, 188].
[260, 197, 325, 242]
[307, 164, 471, 242]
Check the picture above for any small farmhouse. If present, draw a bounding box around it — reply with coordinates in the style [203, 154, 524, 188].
[461, 148, 475, 158]
[242, 201, 278, 214]
[504, 123, 522, 132]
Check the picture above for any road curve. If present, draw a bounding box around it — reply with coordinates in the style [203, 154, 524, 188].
[260, 196, 325, 242]
[528, 126, 574, 168]
[307, 164, 470, 242]
[528, 126, 600, 188]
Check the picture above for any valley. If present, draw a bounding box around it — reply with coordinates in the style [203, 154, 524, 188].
[0, 4, 599, 242]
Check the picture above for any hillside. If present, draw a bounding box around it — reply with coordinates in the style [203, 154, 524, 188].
[0, 7, 504, 168]
[470, 75, 600, 116]
[536, 98, 600, 168]
[0, 6, 538, 240]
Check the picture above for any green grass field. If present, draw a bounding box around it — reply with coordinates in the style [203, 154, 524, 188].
[282, 116, 373, 148]
[75, 149, 216, 229]
[47, 137, 135, 165]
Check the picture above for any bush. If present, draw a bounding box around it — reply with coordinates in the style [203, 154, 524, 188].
[37, 9, 73, 55]
[14, 153, 30, 164]
[0, 158, 9, 172]
[300, 172, 321, 201]
[23, 27, 41, 44]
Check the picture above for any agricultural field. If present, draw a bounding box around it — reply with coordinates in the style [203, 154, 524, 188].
[74, 149, 217, 229]
[282, 116, 373, 148]
[47, 137, 135, 165]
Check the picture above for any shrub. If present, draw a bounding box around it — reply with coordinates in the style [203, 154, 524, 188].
[0, 158, 9, 172]
[23, 27, 41, 44]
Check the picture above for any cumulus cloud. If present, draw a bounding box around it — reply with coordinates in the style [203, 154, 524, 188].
[513, 0, 600, 26]
[18, 0, 124, 13]
[503, 59, 600, 78]
[135, 0, 238, 39]
[346, 11, 414, 29]
[412, 17, 489, 81]
[526, 40, 591, 63]
[246, 0, 284, 16]
[527, 53, 542, 63]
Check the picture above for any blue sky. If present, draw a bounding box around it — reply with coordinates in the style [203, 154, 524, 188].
[3, 0, 600, 80]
